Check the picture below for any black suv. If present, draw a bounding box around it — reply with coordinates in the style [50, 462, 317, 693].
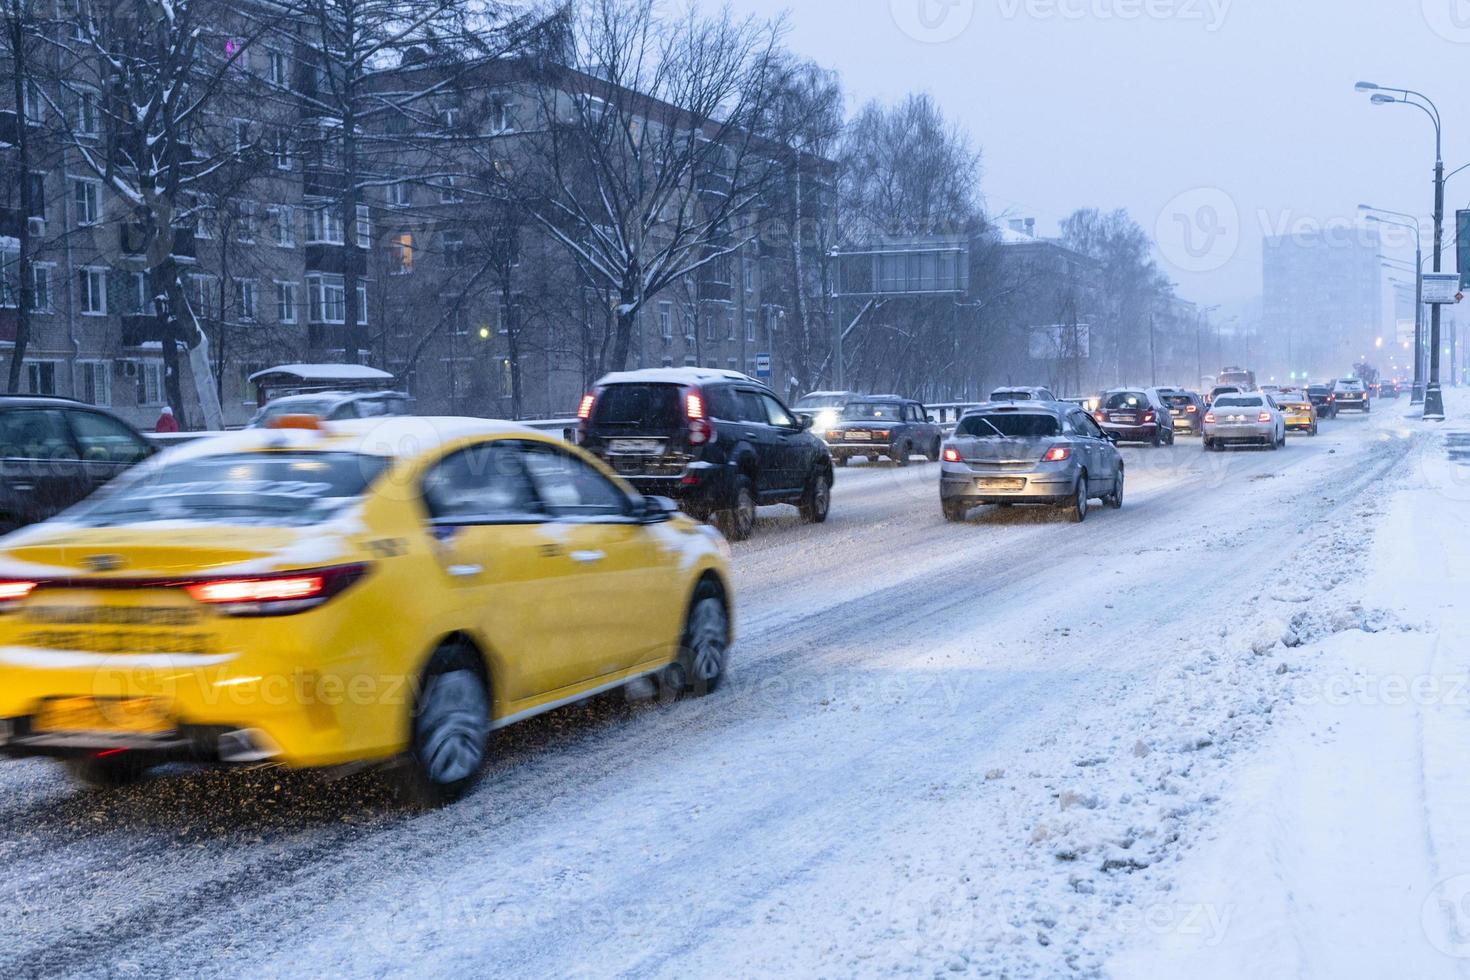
[823, 396, 944, 466]
[578, 369, 833, 541]
[0, 397, 156, 533]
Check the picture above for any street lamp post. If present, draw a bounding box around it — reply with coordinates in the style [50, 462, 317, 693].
[1357, 81, 1446, 419]
[1364, 208, 1424, 402]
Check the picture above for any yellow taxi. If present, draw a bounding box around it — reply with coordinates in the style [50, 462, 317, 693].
[1275, 393, 1318, 436]
[0, 417, 733, 804]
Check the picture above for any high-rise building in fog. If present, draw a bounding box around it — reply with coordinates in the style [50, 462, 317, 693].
[1261, 225, 1386, 376]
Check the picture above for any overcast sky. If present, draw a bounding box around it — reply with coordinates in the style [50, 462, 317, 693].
[733, 0, 1470, 310]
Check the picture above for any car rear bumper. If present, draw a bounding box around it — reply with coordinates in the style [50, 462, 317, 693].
[619, 465, 736, 511]
[1204, 424, 1274, 444]
[939, 468, 1075, 505]
[1099, 422, 1165, 441]
[1169, 416, 1203, 433]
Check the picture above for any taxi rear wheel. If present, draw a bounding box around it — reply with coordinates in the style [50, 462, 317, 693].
[398, 643, 491, 807]
[64, 753, 150, 790]
[663, 583, 730, 699]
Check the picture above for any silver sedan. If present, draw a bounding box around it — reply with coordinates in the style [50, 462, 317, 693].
[1202, 393, 1286, 451]
[939, 403, 1125, 523]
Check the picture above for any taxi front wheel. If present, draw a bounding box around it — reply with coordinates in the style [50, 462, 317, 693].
[396, 643, 491, 808]
[660, 584, 730, 700]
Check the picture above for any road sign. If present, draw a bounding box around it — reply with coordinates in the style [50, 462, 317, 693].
[754, 352, 771, 378]
[1422, 272, 1462, 305]
[1459, 210, 1470, 289]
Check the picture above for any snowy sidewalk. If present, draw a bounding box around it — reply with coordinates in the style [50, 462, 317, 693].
[1112, 397, 1470, 979]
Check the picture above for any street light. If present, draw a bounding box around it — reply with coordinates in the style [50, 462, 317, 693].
[1355, 80, 1446, 419]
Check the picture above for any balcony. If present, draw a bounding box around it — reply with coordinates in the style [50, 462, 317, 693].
[120, 225, 197, 261]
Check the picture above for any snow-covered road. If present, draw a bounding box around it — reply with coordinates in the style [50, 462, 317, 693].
[0, 406, 1447, 978]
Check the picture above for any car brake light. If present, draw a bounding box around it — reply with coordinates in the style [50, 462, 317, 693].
[184, 564, 368, 616]
[1042, 447, 1070, 462]
[1257, 412, 1272, 423]
[576, 393, 596, 420]
[1186, 404, 1198, 414]
[0, 580, 37, 602]
[1204, 412, 1216, 424]
[942, 447, 961, 463]
[1142, 412, 1155, 423]
[686, 391, 705, 420]
[1093, 411, 1105, 423]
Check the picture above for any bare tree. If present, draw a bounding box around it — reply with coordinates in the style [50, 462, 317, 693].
[0, 0, 45, 392]
[513, 0, 783, 376]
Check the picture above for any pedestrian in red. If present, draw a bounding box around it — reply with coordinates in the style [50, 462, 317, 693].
[154, 405, 179, 433]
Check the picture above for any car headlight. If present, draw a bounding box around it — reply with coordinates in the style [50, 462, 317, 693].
[815, 409, 839, 432]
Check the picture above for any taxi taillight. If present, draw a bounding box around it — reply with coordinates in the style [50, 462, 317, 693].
[0, 580, 37, 603]
[266, 414, 325, 431]
[183, 564, 369, 616]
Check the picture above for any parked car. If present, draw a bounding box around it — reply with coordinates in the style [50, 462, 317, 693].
[1160, 389, 1206, 436]
[1093, 388, 1176, 446]
[0, 417, 732, 803]
[989, 386, 1057, 402]
[1331, 377, 1371, 413]
[1202, 392, 1286, 450]
[578, 368, 833, 541]
[939, 403, 1123, 523]
[1307, 383, 1337, 419]
[249, 390, 413, 427]
[0, 396, 156, 534]
[792, 390, 860, 434]
[825, 397, 943, 467]
[1276, 392, 1319, 435]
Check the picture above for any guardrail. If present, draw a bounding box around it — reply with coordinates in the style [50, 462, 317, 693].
[147, 416, 582, 449]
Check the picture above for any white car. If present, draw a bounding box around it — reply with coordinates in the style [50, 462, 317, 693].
[1202, 393, 1286, 451]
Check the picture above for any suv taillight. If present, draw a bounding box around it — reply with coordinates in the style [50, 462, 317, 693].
[576, 392, 595, 442]
[686, 388, 714, 446]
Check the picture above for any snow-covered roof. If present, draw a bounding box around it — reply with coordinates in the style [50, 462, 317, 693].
[151, 416, 545, 465]
[596, 367, 763, 387]
[248, 364, 396, 384]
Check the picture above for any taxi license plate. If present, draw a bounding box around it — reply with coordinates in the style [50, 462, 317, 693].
[609, 439, 664, 455]
[33, 697, 172, 736]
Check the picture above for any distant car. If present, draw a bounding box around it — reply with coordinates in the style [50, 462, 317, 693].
[0, 396, 156, 534]
[1094, 388, 1175, 446]
[825, 397, 943, 467]
[793, 390, 859, 434]
[1206, 384, 1242, 406]
[249, 390, 412, 427]
[1377, 381, 1401, 400]
[1275, 392, 1318, 435]
[1331, 377, 1371, 413]
[939, 403, 1123, 523]
[1160, 390, 1206, 436]
[989, 386, 1057, 402]
[1203, 392, 1286, 450]
[1307, 383, 1337, 419]
[578, 368, 832, 541]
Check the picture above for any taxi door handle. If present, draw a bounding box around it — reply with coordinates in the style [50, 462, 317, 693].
[448, 564, 483, 578]
[570, 550, 605, 564]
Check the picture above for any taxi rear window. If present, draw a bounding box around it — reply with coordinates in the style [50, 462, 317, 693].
[68, 452, 388, 527]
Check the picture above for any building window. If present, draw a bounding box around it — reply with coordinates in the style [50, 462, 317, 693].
[78, 361, 110, 405]
[269, 205, 294, 246]
[234, 200, 256, 242]
[437, 176, 463, 204]
[438, 231, 464, 266]
[190, 273, 216, 318]
[389, 181, 411, 207]
[356, 204, 371, 248]
[659, 302, 672, 340]
[390, 232, 414, 274]
[122, 271, 147, 315]
[23, 80, 43, 125]
[267, 49, 288, 87]
[136, 361, 164, 405]
[75, 87, 99, 136]
[270, 129, 291, 170]
[32, 263, 52, 312]
[725, 309, 735, 341]
[743, 258, 754, 293]
[356, 283, 368, 325]
[236, 279, 258, 321]
[79, 267, 106, 315]
[307, 274, 345, 324]
[744, 311, 755, 342]
[73, 179, 100, 225]
[683, 306, 696, 340]
[305, 205, 344, 244]
[275, 281, 297, 323]
[25, 361, 57, 395]
[0, 244, 17, 307]
[234, 118, 250, 153]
